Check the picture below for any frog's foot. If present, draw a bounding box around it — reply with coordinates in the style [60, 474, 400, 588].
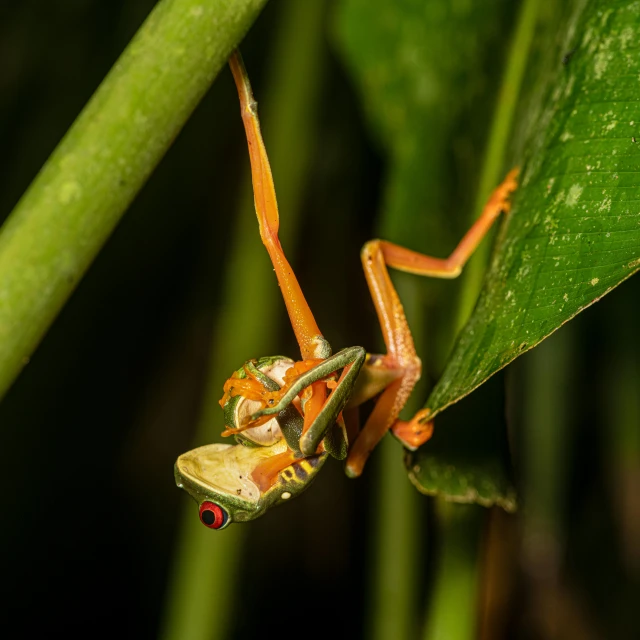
[251, 448, 300, 492]
[247, 358, 330, 423]
[219, 374, 270, 408]
[391, 408, 434, 450]
[220, 412, 275, 438]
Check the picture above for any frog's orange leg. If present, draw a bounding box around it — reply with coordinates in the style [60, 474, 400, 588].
[251, 449, 300, 492]
[229, 51, 328, 361]
[346, 169, 519, 477]
[373, 168, 519, 279]
[248, 364, 336, 492]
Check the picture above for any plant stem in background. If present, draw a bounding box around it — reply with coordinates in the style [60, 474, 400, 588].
[160, 3, 327, 639]
[0, 0, 267, 400]
[520, 327, 574, 636]
[606, 290, 640, 576]
[454, 0, 540, 333]
[369, 437, 421, 640]
[423, 503, 484, 640]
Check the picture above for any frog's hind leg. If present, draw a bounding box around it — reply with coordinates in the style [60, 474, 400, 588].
[344, 241, 424, 478]
[228, 51, 329, 362]
[346, 169, 519, 478]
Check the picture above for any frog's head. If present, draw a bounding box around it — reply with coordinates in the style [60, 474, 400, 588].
[174, 440, 327, 528]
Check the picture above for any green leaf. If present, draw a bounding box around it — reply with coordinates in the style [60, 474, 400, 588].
[0, 0, 267, 399]
[406, 452, 517, 512]
[426, 0, 640, 418]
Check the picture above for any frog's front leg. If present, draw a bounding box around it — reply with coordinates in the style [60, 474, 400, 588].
[248, 346, 367, 456]
[248, 348, 365, 418]
[298, 348, 365, 456]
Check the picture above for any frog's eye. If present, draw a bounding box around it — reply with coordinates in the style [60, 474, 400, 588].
[199, 501, 228, 529]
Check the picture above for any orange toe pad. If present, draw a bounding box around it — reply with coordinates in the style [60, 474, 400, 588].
[391, 408, 434, 450]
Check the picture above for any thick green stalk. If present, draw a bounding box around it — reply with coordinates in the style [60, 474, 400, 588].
[0, 0, 268, 398]
[455, 0, 540, 332]
[160, 2, 327, 640]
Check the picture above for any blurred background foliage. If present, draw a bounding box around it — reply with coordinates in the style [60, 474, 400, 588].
[1, 1, 639, 639]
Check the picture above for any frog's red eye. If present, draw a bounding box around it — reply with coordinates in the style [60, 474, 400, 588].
[199, 501, 228, 529]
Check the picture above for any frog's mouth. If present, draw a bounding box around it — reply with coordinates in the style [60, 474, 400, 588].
[175, 440, 289, 505]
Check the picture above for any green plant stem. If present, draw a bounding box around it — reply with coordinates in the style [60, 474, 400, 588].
[607, 294, 640, 574]
[423, 503, 484, 640]
[521, 327, 573, 575]
[0, 0, 268, 399]
[159, 2, 327, 640]
[515, 325, 574, 636]
[369, 436, 421, 640]
[455, 0, 540, 333]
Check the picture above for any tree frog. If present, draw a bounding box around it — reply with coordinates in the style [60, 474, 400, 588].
[175, 50, 519, 528]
